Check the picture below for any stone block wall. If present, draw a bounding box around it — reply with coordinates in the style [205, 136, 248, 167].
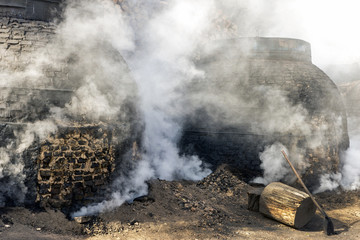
[0, 17, 56, 57]
[0, 17, 73, 89]
[181, 38, 349, 189]
[339, 80, 360, 135]
[0, 87, 72, 122]
[0, 0, 63, 21]
[0, 17, 72, 123]
[0, 14, 138, 209]
[36, 126, 116, 208]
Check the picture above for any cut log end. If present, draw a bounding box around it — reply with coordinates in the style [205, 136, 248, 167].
[259, 182, 316, 229]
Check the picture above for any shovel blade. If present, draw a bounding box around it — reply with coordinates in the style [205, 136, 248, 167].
[324, 217, 336, 236]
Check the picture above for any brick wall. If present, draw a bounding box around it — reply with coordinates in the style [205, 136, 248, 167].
[0, 17, 69, 87]
[36, 126, 117, 208]
[0, 0, 62, 21]
[0, 16, 138, 209]
[180, 38, 349, 189]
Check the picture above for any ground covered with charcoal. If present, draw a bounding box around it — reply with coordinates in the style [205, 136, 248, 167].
[1, 164, 360, 239]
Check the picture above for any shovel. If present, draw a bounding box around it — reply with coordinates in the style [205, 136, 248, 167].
[281, 150, 336, 235]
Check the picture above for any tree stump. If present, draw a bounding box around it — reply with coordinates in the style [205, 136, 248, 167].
[259, 182, 316, 229]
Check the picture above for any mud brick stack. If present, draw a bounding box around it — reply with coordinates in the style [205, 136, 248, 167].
[37, 126, 116, 208]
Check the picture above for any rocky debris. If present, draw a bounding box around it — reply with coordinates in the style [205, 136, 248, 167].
[197, 164, 250, 197]
[0, 169, 360, 239]
[1, 214, 14, 226]
[74, 216, 93, 224]
[0, 207, 83, 236]
[80, 164, 251, 236]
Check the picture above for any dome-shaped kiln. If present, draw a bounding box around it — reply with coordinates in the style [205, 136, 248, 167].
[180, 37, 349, 188]
[0, 1, 139, 209]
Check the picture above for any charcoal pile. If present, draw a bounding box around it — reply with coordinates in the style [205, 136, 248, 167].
[197, 164, 250, 198]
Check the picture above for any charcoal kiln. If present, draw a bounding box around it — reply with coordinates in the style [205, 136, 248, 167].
[0, 1, 351, 210]
[339, 80, 360, 134]
[0, 1, 139, 209]
[180, 37, 349, 188]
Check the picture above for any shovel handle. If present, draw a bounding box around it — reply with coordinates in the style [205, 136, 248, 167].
[281, 150, 328, 218]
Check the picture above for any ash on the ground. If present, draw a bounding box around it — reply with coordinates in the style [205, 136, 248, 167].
[1, 164, 360, 240]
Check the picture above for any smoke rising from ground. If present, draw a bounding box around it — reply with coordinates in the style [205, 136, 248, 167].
[341, 134, 360, 190]
[214, 0, 360, 192]
[0, 0, 136, 206]
[54, 0, 360, 199]
[0, 120, 57, 206]
[319, 118, 360, 192]
[252, 143, 290, 185]
[0, 0, 359, 210]
[72, 0, 215, 216]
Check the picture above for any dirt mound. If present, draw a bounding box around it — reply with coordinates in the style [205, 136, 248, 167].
[80, 165, 250, 235]
[1, 164, 360, 239]
[0, 207, 83, 240]
[198, 164, 250, 196]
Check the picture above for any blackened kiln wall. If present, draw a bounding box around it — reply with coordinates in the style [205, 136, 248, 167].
[0, 16, 137, 208]
[181, 52, 349, 188]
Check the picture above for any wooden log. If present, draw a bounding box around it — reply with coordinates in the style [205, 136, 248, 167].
[247, 187, 264, 212]
[259, 182, 316, 229]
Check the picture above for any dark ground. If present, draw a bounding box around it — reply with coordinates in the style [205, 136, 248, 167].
[1, 165, 360, 240]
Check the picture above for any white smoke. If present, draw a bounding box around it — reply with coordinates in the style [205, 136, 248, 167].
[73, 159, 154, 217]
[250, 87, 311, 136]
[340, 129, 360, 190]
[1, 0, 357, 211]
[72, 0, 214, 217]
[0, 146, 26, 206]
[253, 143, 290, 185]
[0, 0, 208, 212]
[0, 120, 58, 206]
[314, 117, 360, 193]
[0, 0, 136, 206]
[313, 173, 342, 194]
[51, 0, 136, 122]
[129, 0, 214, 180]
[16, 120, 58, 154]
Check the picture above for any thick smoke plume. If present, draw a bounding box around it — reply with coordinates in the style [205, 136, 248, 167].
[72, 0, 215, 217]
[341, 134, 360, 190]
[1, 0, 359, 210]
[253, 143, 293, 185]
[0, 0, 136, 206]
[214, 0, 360, 193]
[65, 0, 360, 200]
[0, 121, 57, 206]
[321, 118, 360, 192]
